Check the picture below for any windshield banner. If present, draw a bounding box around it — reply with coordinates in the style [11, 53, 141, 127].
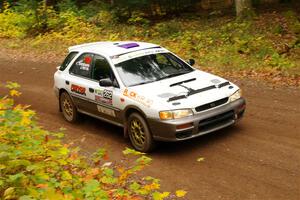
[111, 48, 169, 64]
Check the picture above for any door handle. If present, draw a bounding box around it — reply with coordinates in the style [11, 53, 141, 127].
[89, 88, 94, 93]
[65, 80, 69, 85]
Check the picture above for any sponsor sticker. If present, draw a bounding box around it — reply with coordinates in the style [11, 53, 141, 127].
[97, 105, 115, 117]
[94, 89, 113, 105]
[77, 61, 90, 71]
[71, 84, 86, 96]
[123, 89, 153, 107]
[95, 89, 104, 96]
[95, 95, 112, 105]
[76, 57, 92, 71]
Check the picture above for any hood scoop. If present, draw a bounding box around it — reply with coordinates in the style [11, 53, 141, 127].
[168, 94, 187, 102]
[167, 81, 231, 102]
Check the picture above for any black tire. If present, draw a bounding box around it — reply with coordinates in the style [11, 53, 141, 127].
[60, 91, 78, 123]
[128, 113, 155, 152]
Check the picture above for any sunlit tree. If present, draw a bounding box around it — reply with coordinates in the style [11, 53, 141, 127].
[235, 0, 253, 17]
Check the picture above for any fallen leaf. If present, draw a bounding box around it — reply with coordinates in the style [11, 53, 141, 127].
[176, 190, 187, 197]
[9, 89, 21, 97]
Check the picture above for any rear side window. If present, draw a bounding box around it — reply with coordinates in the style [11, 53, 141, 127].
[69, 53, 94, 78]
[59, 52, 78, 71]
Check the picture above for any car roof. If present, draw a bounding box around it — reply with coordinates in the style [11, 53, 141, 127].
[68, 41, 161, 57]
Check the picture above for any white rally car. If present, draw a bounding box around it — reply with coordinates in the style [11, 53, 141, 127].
[54, 41, 246, 152]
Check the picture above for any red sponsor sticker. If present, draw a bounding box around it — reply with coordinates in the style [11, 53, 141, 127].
[71, 84, 86, 96]
[95, 95, 112, 105]
[84, 56, 92, 64]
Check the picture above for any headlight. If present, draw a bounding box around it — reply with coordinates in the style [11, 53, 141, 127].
[159, 109, 193, 120]
[229, 89, 242, 102]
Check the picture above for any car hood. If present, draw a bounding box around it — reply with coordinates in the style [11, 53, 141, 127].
[129, 70, 239, 110]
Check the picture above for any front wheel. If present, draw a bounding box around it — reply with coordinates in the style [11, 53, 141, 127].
[128, 113, 155, 152]
[60, 91, 78, 122]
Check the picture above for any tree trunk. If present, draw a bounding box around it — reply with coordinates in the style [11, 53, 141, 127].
[235, 0, 252, 17]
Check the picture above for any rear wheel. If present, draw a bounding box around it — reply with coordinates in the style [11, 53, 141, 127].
[128, 113, 155, 152]
[60, 91, 78, 122]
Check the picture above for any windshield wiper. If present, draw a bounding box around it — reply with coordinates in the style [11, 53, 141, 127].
[158, 71, 190, 81]
[129, 80, 156, 87]
[129, 71, 192, 87]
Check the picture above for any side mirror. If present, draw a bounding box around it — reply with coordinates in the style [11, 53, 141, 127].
[187, 59, 195, 66]
[99, 78, 113, 87]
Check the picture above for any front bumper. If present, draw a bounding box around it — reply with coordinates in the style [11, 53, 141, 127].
[148, 98, 246, 141]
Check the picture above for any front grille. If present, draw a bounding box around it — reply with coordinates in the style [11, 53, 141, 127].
[195, 97, 229, 112]
[199, 111, 234, 132]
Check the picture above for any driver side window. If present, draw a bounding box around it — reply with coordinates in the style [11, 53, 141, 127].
[92, 55, 119, 87]
[92, 55, 112, 80]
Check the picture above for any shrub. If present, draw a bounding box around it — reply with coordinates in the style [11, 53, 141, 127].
[153, 20, 182, 37]
[284, 11, 300, 34]
[57, 0, 79, 13]
[127, 11, 150, 26]
[0, 3, 34, 38]
[89, 10, 116, 26]
[0, 82, 186, 199]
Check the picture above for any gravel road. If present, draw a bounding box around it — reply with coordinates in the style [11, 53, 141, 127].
[0, 58, 299, 200]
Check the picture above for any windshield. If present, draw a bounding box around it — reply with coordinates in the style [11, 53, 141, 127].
[115, 53, 194, 87]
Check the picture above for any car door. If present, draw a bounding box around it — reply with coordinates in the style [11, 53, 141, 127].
[67, 53, 96, 113]
[86, 54, 123, 126]
[72, 54, 122, 126]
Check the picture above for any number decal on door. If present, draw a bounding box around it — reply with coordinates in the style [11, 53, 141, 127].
[103, 90, 113, 100]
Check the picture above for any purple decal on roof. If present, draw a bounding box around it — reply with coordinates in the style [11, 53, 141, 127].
[118, 43, 140, 49]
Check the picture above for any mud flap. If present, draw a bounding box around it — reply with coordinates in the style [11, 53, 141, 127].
[123, 121, 128, 138]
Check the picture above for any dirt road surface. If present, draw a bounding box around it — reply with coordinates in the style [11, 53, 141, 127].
[0, 58, 299, 200]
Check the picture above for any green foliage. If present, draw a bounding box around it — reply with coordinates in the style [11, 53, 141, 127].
[89, 10, 116, 26]
[0, 2, 34, 38]
[163, 16, 297, 71]
[153, 20, 182, 37]
[0, 2, 299, 74]
[284, 11, 300, 34]
[107, 0, 198, 20]
[0, 83, 186, 199]
[57, 0, 79, 13]
[127, 11, 150, 26]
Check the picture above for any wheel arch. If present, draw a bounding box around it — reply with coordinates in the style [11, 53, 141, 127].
[58, 88, 73, 112]
[122, 105, 149, 138]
